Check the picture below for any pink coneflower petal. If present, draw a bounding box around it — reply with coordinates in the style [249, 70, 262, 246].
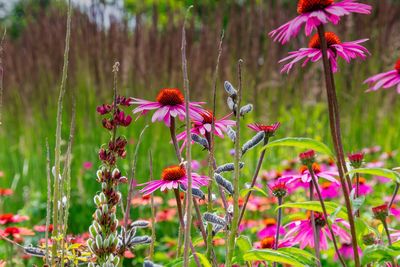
[269, 0, 371, 44]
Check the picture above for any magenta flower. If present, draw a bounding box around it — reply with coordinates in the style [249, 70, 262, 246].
[139, 165, 208, 195]
[284, 212, 351, 250]
[247, 122, 280, 137]
[335, 243, 362, 260]
[131, 88, 204, 127]
[352, 177, 372, 195]
[279, 163, 340, 185]
[269, 0, 371, 44]
[257, 218, 285, 239]
[320, 181, 341, 199]
[279, 32, 369, 74]
[176, 110, 235, 145]
[364, 59, 400, 93]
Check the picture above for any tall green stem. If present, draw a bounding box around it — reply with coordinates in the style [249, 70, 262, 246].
[382, 220, 392, 246]
[226, 59, 243, 267]
[310, 183, 321, 266]
[317, 24, 360, 267]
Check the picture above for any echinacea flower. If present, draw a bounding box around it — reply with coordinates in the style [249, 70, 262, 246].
[247, 122, 280, 138]
[176, 110, 235, 146]
[254, 236, 293, 249]
[33, 224, 53, 233]
[131, 88, 204, 127]
[335, 243, 362, 260]
[139, 165, 208, 195]
[352, 177, 372, 195]
[269, 0, 371, 44]
[0, 226, 35, 242]
[320, 181, 341, 199]
[279, 32, 369, 74]
[257, 218, 285, 239]
[284, 212, 351, 250]
[0, 188, 13, 196]
[364, 59, 400, 93]
[372, 204, 389, 221]
[0, 214, 29, 225]
[280, 163, 340, 185]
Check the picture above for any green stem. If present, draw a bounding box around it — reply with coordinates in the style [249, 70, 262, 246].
[382, 219, 392, 246]
[273, 197, 283, 267]
[317, 24, 360, 267]
[389, 182, 399, 210]
[310, 183, 321, 267]
[226, 59, 243, 267]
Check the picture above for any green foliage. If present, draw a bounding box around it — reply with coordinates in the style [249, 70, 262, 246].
[262, 137, 334, 158]
[278, 201, 348, 219]
[243, 248, 317, 267]
[347, 167, 400, 183]
[361, 245, 400, 266]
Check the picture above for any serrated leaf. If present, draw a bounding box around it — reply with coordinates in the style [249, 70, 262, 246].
[347, 168, 400, 183]
[261, 137, 334, 157]
[243, 249, 316, 267]
[278, 201, 348, 219]
[240, 187, 269, 198]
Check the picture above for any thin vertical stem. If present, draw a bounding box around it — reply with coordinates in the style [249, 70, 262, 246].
[355, 172, 360, 217]
[181, 7, 194, 266]
[207, 30, 224, 262]
[0, 28, 5, 127]
[149, 151, 156, 261]
[273, 197, 283, 267]
[51, 1, 72, 262]
[310, 183, 321, 266]
[238, 138, 269, 227]
[226, 59, 243, 267]
[174, 189, 201, 267]
[317, 24, 360, 267]
[388, 182, 399, 210]
[382, 220, 392, 246]
[45, 139, 51, 265]
[309, 168, 347, 267]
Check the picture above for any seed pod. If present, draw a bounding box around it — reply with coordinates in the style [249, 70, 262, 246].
[95, 209, 102, 220]
[212, 223, 224, 236]
[179, 184, 205, 200]
[203, 212, 227, 227]
[144, 260, 163, 267]
[130, 220, 150, 229]
[239, 104, 253, 117]
[214, 173, 234, 195]
[227, 126, 236, 143]
[227, 97, 236, 111]
[103, 236, 110, 248]
[215, 162, 245, 173]
[129, 236, 152, 246]
[191, 134, 209, 150]
[224, 81, 237, 97]
[95, 234, 103, 249]
[113, 256, 120, 266]
[242, 131, 265, 155]
[24, 246, 46, 257]
[87, 238, 95, 253]
[89, 225, 97, 239]
[99, 192, 107, 203]
[96, 169, 103, 180]
[102, 204, 109, 214]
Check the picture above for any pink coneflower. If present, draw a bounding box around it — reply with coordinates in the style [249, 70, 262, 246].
[335, 243, 362, 260]
[156, 209, 177, 222]
[0, 214, 29, 225]
[320, 181, 340, 199]
[280, 163, 340, 185]
[130, 194, 163, 206]
[254, 236, 293, 249]
[139, 165, 208, 195]
[131, 88, 204, 127]
[364, 59, 400, 93]
[83, 161, 93, 170]
[269, 0, 371, 44]
[279, 32, 369, 74]
[176, 110, 235, 145]
[352, 177, 372, 195]
[284, 212, 351, 250]
[257, 218, 285, 239]
[33, 224, 53, 233]
[247, 122, 280, 137]
[0, 227, 35, 242]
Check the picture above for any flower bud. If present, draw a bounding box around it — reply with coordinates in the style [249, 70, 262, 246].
[372, 204, 388, 221]
[299, 150, 316, 166]
[271, 182, 288, 198]
[348, 152, 364, 168]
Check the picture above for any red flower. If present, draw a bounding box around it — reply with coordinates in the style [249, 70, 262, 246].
[372, 204, 388, 221]
[348, 152, 364, 168]
[0, 214, 29, 225]
[247, 122, 280, 137]
[271, 181, 288, 198]
[299, 150, 316, 165]
[0, 188, 13, 196]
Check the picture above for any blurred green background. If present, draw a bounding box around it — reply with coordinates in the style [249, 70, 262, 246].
[0, 0, 399, 265]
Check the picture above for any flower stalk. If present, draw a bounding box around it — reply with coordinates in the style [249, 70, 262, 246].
[317, 24, 360, 267]
[226, 59, 243, 267]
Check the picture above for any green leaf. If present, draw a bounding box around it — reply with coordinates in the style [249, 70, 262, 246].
[236, 235, 252, 253]
[196, 252, 212, 267]
[243, 249, 316, 267]
[278, 201, 348, 219]
[261, 137, 334, 157]
[361, 245, 400, 265]
[240, 187, 269, 198]
[278, 247, 317, 266]
[347, 168, 400, 183]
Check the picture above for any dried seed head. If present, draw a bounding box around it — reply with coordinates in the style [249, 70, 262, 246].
[224, 81, 237, 97]
[203, 212, 227, 227]
[130, 220, 150, 229]
[242, 131, 265, 155]
[214, 173, 234, 195]
[191, 134, 209, 150]
[180, 184, 206, 200]
[239, 104, 253, 117]
[227, 97, 236, 111]
[215, 162, 244, 173]
[227, 126, 236, 143]
[129, 236, 152, 247]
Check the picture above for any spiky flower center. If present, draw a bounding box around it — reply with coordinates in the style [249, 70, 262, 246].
[321, 181, 332, 189]
[263, 218, 277, 227]
[308, 211, 326, 227]
[395, 58, 400, 73]
[300, 163, 321, 174]
[353, 176, 366, 185]
[161, 165, 186, 181]
[201, 110, 215, 124]
[156, 88, 184, 106]
[260, 236, 275, 249]
[309, 32, 341, 49]
[297, 0, 334, 14]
